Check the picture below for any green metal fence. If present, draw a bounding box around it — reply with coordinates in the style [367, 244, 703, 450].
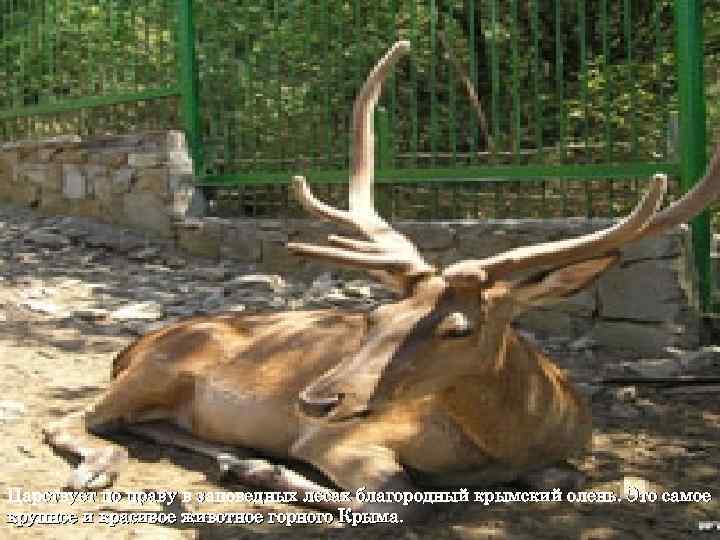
[0, 0, 181, 136]
[194, 1, 681, 179]
[0, 1, 710, 309]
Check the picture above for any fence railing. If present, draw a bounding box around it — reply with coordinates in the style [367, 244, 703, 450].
[192, 1, 681, 181]
[0, 1, 711, 311]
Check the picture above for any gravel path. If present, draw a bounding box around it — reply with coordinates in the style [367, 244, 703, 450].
[0, 204, 717, 539]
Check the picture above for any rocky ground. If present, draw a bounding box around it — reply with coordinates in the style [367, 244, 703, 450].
[0, 203, 718, 539]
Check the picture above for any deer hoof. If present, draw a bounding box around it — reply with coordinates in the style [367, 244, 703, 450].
[67, 447, 128, 491]
[216, 454, 280, 483]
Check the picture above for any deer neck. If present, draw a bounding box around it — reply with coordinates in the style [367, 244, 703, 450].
[439, 323, 592, 469]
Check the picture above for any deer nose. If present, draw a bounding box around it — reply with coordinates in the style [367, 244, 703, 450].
[298, 392, 344, 417]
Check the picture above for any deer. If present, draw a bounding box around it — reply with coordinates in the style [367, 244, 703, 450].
[44, 41, 720, 523]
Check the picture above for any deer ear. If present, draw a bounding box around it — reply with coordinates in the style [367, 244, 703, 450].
[510, 253, 619, 307]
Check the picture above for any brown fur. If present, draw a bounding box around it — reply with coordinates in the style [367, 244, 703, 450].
[43, 290, 593, 500]
[41, 42, 631, 518]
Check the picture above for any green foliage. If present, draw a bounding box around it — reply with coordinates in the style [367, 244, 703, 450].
[190, 0, 683, 177]
[0, 1, 717, 193]
[0, 0, 178, 138]
[706, 5, 720, 146]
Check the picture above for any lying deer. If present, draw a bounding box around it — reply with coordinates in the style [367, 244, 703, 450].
[45, 41, 720, 522]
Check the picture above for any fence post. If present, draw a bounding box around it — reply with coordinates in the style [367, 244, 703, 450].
[178, 0, 202, 177]
[675, 1, 710, 311]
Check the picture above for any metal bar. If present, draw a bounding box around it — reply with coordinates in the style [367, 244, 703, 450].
[578, 0, 590, 213]
[430, 0, 438, 166]
[601, 0, 612, 162]
[675, 1, 710, 311]
[287, 1, 299, 170]
[87, 0, 98, 115]
[109, 0, 117, 89]
[510, 0, 519, 157]
[376, 107, 390, 170]
[555, 0, 565, 160]
[144, 1, 152, 92]
[75, 0, 86, 134]
[473, 182, 480, 217]
[47, 0, 57, 104]
[28, 0, 37, 138]
[2, 3, 7, 118]
[351, 0, 361, 169]
[447, 3, 456, 166]
[0, 87, 180, 119]
[654, 0, 666, 159]
[600, 0, 613, 218]
[8, 0, 14, 113]
[410, 0, 419, 167]
[205, 4, 220, 175]
[224, 2, 236, 175]
[130, 0, 137, 92]
[274, 1, 284, 169]
[451, 182, 458, 217]
[388, 0, 398, 169]
[2, 2, 9, 123]
[468, 0, 478, 163]
[177, 0, 202, 176]
[578, 0, 588, 158]
[304, 0, 314, 168]
[198, 161, 681, 185]
[624, 0, 637, 158]
[323, 0, 331, 168]
[333, 1, 345, 169]
[18, 0, 25, 110]
[374, 6, 387, 170]
[159, 0, 168, 99]
[490, 0, 499, 159]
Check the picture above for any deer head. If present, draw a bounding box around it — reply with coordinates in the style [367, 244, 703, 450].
[289, 41, 720, 421]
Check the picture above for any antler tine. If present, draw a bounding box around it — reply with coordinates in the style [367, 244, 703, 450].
[443, 174, 668, 286]
[444, 142, 720, 287]
[292, 174, 357, 228]
[349, 41, 410, 213]
[288, 41, 434, 286]
[641, 143, 720, 237]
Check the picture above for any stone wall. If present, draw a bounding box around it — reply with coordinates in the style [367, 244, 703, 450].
[177, 217, 698, 354]
[0, 131, 700, 354]
[0, 131, 200, 238]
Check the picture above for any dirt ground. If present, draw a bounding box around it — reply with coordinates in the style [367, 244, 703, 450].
[0, 207, 719, 539]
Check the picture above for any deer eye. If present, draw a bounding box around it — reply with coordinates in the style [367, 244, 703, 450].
[435, 312, 472, 338]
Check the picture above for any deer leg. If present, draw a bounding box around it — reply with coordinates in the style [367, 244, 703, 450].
[43, 362, 190, 490]
[291, 426, 432, 523]
[43, 409, 127, 490]
[125, 423, 346, 511]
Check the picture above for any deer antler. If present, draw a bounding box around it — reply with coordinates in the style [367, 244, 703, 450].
[287, 41, 434, 291]
[641, 143, 720, 236]
[443, 142, 720, 286]
[443, 174, 668, 285]
[436, 34, 720, 287]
